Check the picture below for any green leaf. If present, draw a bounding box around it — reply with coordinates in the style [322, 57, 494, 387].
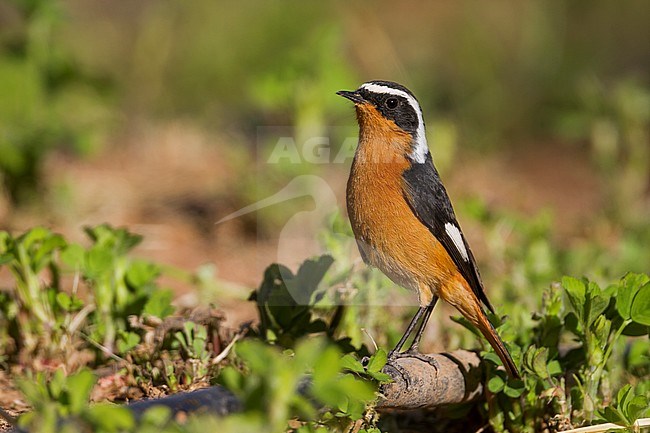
[288, 255, 334, 305]
[218, 366, 245, 395]
[55, 292, 84, 312]
[19, 227, 50, 249]
[334, 375, 375, 406]
[313, 346, 343, 389]
[49, 369, 66, 400]
[342, 397, 366, 420]
[60, 244, 85, 269]
[532, 347, 549, 378]
[126, 260, 160, 288]
[586, 282, 609, 326]
[546, 360, 562, 377]
[503, 379, 525, 398]
[87, 404, 135, 430]
[562, 276, 586, 320]
[630, 282, 650, 326]
[367, 371, 391, 382]
[16, 374, 46, 405]
[483, 352, 503, 366]
[616, 385, 633, 409]
[599, 384, 649, 426]
[116, 331, 141, 354]
[294, 338, 326, 368]
[85, 246, 113, 276]
[32, 233, 66, 272]
[340, 354, 364, 373]
[139, 406, 172, 427]
[601, 405, 626, 424]
[85, 224, 142, 254]
[627, 395, 649, 422]
[487, 375, 505, 393]
[366, 349, 387, 373]
[56, 292, 72, 310]
[617, 273, 649, 319]
[143, 289, 175, 319]
[66, 370, 96, 414]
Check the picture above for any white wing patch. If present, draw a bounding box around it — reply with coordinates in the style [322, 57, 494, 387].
[360, 82, 429, 164]
[444, 222, 469, 262]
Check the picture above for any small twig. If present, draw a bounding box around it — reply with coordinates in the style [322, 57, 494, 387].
[69, 304, 95, 335]
[80, 332, 128, 364]
[71, 268, 80, 297]
[361, 328, 378, 351]
[211, 322, 251, 365]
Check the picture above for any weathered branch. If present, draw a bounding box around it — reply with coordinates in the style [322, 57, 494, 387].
[377, 350, 485, 410]
[125, 350, 485, 420]
[124, 351, 485, 419]
[7, 351, 486, 432]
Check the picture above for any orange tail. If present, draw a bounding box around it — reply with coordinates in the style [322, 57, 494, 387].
[476, 310, 520, 379]
[441, 278, 520, 379]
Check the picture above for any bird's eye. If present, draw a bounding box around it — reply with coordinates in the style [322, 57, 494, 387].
[385, 97, 399, 109]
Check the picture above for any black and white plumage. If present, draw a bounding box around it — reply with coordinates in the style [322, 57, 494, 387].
[401, 152, 495, 313]
[354, 80, 494, 312]
[356, 81, 429, 163]
[339, 80, 520, 378]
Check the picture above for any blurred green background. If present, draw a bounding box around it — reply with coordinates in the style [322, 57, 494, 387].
[0, 0, 648, 297]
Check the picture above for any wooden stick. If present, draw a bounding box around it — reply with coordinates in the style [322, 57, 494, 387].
[377, 350, 485, 409]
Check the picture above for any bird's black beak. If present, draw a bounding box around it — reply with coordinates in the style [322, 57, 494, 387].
[337, 90, 365, 104]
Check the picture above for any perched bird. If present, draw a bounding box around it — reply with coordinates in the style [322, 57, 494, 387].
[338, 80, 520, 378]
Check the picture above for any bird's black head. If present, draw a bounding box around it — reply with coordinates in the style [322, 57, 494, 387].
[337, 80, 424, 137]
[337, 80, 429, 162]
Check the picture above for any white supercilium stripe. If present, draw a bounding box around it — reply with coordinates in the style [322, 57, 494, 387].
[444, 222, 469, 262]
[360, 83, 429, 163]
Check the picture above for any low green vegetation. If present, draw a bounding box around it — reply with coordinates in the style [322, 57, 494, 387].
[0, 219, 648, 432]
[483, 274, 650, 432]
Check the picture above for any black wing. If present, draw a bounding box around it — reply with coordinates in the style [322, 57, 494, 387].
[401, 152, 494, 313]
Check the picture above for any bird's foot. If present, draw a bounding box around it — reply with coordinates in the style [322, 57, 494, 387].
[383, 348, 438, 390]
[387, 347, 439, 371]
[383, 351, 411, 387]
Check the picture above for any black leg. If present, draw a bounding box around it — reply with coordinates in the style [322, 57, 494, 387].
[405, 296, 438, 353]
[385, 297, 441, 385]
[389, 296, 439, 356]
[389, 306, 427, 356]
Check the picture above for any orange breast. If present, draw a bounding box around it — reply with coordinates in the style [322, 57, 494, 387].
[346, 105, 459, 306]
